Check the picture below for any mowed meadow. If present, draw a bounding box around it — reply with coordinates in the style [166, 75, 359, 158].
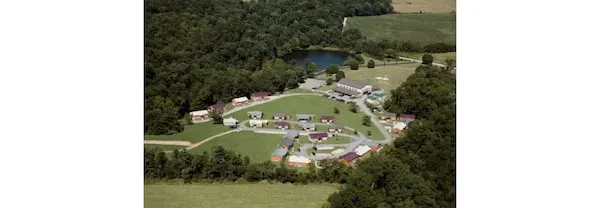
[144, 183, 340, 208]
[391, 0, 456, 13]
[345, 13, 456, 45]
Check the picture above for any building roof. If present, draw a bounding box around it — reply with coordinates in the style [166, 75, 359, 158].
[271, 147, 288, 157]
[320, 116, 335, 121]
[302, 123, 316, 129]
[279, 138, 294, 147]
[393, 122, 407, 130]
[329, 124, 344, 129]
[309, 132, 328, 139]
[339, 152, 360, 162]
[249, 119, 267, 124]
[190, 110, 209, 117]
[296, 114, 312, 119]
[354, 145, 371, 156]
[332, 86, 360, 96]
[399, 114, 416, 120]
[233, 97, 248, 103]
[209, 103, 225, 110]
[285, 130, 299, 139]
[338, 78, 369, 89]
[247, 111, 263, 116]
[251, 91, 268, 97]
[288, 155, 311, 163]
[382, 112, 397, 118]
[273, 113, 286, 117]
[275, 121, 289, 126]
[223, 117, 238, 124]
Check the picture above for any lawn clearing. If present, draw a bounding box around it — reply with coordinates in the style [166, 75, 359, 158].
[187, 131, 284, 163]
[144, 183, 338, 208]
[144, 144, 187, 151]
[296, 135, 352, 145]
[144, 122, 231, 143]
[320, 63, 421, 93]
[391, 0, 455, 13]
[401, 52, 456, 63]
[226, 96, 385, 140]
[346, 13, 455, 45]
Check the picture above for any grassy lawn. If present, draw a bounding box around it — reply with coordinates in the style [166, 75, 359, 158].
[401, 52, 456, 63]
[296, 135, 352, 145]
[144, 183, 338, 208]
[391, 0, 455, 13]
[144, 144, 187, 151]
[320, 63, 421, 93]
[346, 13, 455, 45]
[187, 131, 283, 163]
[144, 122, 231, 143]
[282, 88, 313, 94]
[227, 96, 385, 140]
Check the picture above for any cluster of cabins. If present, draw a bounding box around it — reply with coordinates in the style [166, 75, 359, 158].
[188, 91, 270, 123]
[245, 111, 345, 141]
[270, 131, 312, 167]
[379, 113, 417, 135]
[338, 140, 384, 165]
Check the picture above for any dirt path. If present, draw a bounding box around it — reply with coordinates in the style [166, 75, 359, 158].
[143, 140, 192, 146]
[185, 130, 236, 151]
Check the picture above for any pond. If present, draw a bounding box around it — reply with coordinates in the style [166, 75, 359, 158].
[283, 50, 353, 69]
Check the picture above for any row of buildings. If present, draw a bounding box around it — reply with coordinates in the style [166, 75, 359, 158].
[245, 111, 337, 123]
[338, 140, 384, 165]
[188, 92, 270, 123]
[270, 131, 313, 167]
[379, 113, 416, 135]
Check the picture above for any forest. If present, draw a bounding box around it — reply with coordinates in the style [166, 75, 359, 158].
[144, 57, 456, 208]
[144, 0, 455, 135]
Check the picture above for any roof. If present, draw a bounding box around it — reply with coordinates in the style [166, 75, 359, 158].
[399, 114, 416, 119]
[354, 145, 371, 156]
[209, 103, 225, 110]
[275, 121, 289, 126]
[296, 114, 312, 119]
[302, 123, 316, 129]
[288, 155, 311, 163]
[338, 78, 369, 89]
[233, 97, 248, 102]
[273, 113, 285, 117]
[320, 116, 335, 121]
[247, 111, 263, 116]
[309, 132, 328, 139]
[251, 91, 268, 97]
[223, 117, 238, 124]
[362, 140, 380, 148]
[190, 110, 209, 117]
[271, 147, 288, 157]
[329, 124, 344, 129]
[393, 122, 407, 130]
[382, 112, 397, 118]
[332, 86, 360, 96]
[339, 152, 360, 162]
[249, 120, 267, 124]
[279, 138, 294, 147]
[285, 130, 299, 139]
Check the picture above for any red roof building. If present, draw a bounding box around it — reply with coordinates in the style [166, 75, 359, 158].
[208, 103, 226, 112]
[339, 152, 360, 165]
[308, 132, 329, 142]
[251, 92, 269, 101]
[320, 116, 335, 123]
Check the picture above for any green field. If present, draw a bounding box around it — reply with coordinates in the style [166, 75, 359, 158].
[402, 52, 456, 63]
[144, 183, 338, 208]
[144, 144, 187, 151]
[188, 131, 284, 163]
[346, 13, 455, 45]
[144, 122, 231, 143]
[226, 95, 385, 140]
[320, 63, 421, 93]
[296, 135, 352, 145]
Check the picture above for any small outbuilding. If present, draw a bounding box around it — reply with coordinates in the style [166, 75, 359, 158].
[296, 114, 312, 121]
[392, 122, 407, 134]
[223, 117, 239, 127]
[232, 97, 249, 106]
[379, 112, 398, 121]
[320, 116, 335, 123]
[308, 132, 329, 142]
[271, 147, 288, 162]
[339, 152, 360, 166]
[275, 121, 289, 129]
[247, 111, 263, 119]
[251, 92, 269, 101]
[302, 123, 316, 131]
[208, 103, 226, 112]
[328, 124, 344, 133]
[190, 110, 209, 122]
[288, 155, 311, 167]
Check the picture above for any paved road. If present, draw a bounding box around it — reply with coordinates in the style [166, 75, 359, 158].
[356, 92, 393, 144]
[397, 56, 447, 68]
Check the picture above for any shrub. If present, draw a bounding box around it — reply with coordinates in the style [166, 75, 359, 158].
[422, 54, 434, 65]
[367, 60, 375, 68]
[347, 59, 359, 70]
[326, 78, 333, 85]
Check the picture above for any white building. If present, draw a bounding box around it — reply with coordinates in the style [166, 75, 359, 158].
[354, 145, 371, 156]
[190, 110, 209, 122]
[223, 117, 239, 127]
[288, 155, 311, 167]
[232, 97, 249, 106]
[333, 78, 372, 96]
[249, 119, 268, 128]
[392, 122, 407, 134]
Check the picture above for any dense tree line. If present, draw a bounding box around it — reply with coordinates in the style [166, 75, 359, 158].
[144, 0, 395, 134]
[144, 146, 353, 184]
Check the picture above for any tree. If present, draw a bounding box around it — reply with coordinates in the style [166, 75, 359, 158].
[349, 103, 357, 113]
[384, 48, 397, 63]
[362, 115, 371, 126]
[334, 107, 340, 114]
[347, 59, 359, 70]
[326, 64, 339, 75]
[422, 54, 434, 65]
[444, 58, 455, 71]
[367, 130, 371, 136]
[353, 130, 358, 135]
[367, 60, 375, 68]
[326, 78, 333, 85]
[209, 110, 223, 124]
[335, 71, 346, 81]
